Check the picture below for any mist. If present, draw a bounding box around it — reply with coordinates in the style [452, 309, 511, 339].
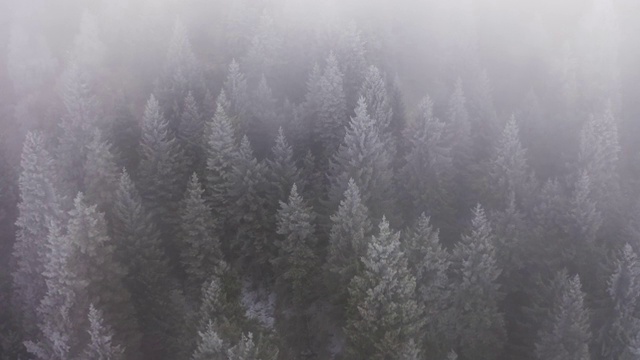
[1, 0, 640, 359]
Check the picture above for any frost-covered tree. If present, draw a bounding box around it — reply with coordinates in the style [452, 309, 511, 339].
[328, 97, 395, 222]
[535, 273, 591, 360]
[224, 59, 249, 132]
[138, 94, 185, 240]
[569, 171, 602, 246]
[266, 128, 301, 206]
[179, 173, 222, 296]
[451, 205, 505, 360]
[345, 217, 420, 360]
[177, 92, 205, 174]
[312, 52, 348, 159]
[228, 333, 258, 360]
[83, 304, 125, 360]
[248, 75, 279, 155]
[359, 65, 393, 136]
[335, 22, 367, 111]
[597, 244, 640, 360]
[325, 179, 372, 308]
[205, 100, 238, 224]
[12, 132, 63, 335]
[83, 129, 119, 213]
[400, 96, 452, 230]
[192, 321, 226, 360]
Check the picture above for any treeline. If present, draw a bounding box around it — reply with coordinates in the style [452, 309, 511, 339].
[1, 0, 640, 360]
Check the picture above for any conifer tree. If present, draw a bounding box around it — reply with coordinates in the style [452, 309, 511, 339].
[345, 217, 420, 360]
[83, 129, 119, 213]
[12, 132, 63, 335]
[178, 91, 205, 174]
[359, 65, 393, 135]
[138, 94, 185, 241]
[266, 128, 301, 206]
[598, 244, 640, 360]
[488, 116, 533, 208]
[325, 179, 372, 308]
[224, 59, 249, 132]
[179, 173, 222, 296]
[451, 204, 505, 360]
[83, 304, 125, 360]
[228, 333, 258, 360]
[403, 214, 452, 355]
[273, 185, 318, 350]
[570, 171, 602, 246]
[248, 75, 279, 155]
[205, 101, 238, 224]
[400, 96, 452, 230]
[336, 22, 367, 111]
[192, 321, 226, 360]
[312, 52, 348, 159]
[468, 69, 499, 163]
[389, 75, 407, 139]
[227, 136, 272, 277]
[198, 273, 244, 344]
[535, 273, 591, 360]
[328, 97, 394, 222]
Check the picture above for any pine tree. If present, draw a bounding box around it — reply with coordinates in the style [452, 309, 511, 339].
[312, 52, 348, 159]
[403, 214, 452, 355]
[272, 185, 318, 348]
[12, 132, 63, 335]
[83, 129, 119, 213]
[177, 91, 205, 174]
[570, 171, 602, 246]
[83, 304, 125, 360]
[345, 217, 420, 360]
[192, 321, 226, 360]
[64, 194, 140, 358]
[138, 94, 185, 242]
[227, 136, 272, 277]
[400, 96, 453, 231]
[535, 273, 591, 360]
[598, 244, 640, 360]
[326, 179, 372, 308]
[328, 97, 394, 223]
[112, 170, 186, 359]
[266, 128, 301, 206]
[205, 101, 238, 224]
[224, 59, 249, 133]
[451, 204, 505, 360]
[228, 333, 258, 360]
[198, 273, 244, 343]
[488, 116, 533, 209]
[336, 22, 367, 111]
[179, 173, 222, 297]
[359, 65, 393, 135]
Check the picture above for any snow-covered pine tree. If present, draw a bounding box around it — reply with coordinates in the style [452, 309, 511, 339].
[12, 132, 63, 335]
[83, 304, 125, 360]
[192, 321, 226, 360]
[451, 204, 505, 360]
[83, 129, 119, 213]
[535, 273, 591, 360]
[179, 173, 222, 297]
[328, 97, 395, 223]
[345, 217, 420, 360]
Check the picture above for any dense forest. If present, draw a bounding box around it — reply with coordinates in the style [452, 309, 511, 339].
[1, 0, 640, 359]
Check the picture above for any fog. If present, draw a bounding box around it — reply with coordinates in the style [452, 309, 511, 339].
[2, 0, 640, 359]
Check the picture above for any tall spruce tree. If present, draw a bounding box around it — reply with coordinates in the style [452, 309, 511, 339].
[83, 129, 119, 213]
[223, 59, 249, 133]
[192, 321, 226, 360]
[12, 132, 63, 335]
[179, 173, 222, 297]
[358, 65, 393, 136]
[451, 204, 505, 360]
[344, 217, 420, 360]
[535, 273, 591, 360]
[328, 97, 395, 223]
[336, 22, 367, 111]
[83, 304, 125, 360]
[325, 179, 372, 309]
[177, 91, 206, 174]
[138, 94, 185, 243]
[266, 128, 301, 207]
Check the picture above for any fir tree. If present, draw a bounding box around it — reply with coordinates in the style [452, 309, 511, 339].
[205, 101, 238, 224]
[12, 132, 63, 335]
[598, 244, 640, 360]
[177, 91, 205, 174]
[228, 333, 258, 360]
[325, 179, 372, 308]
[359, 65, 393, 135]
[570, 171, 602, 246]
[266, 128, 301, 206]
[192, 321, 226, 360]
[312, 52, 348, 159]
[138, 94, 185, 242]
[403, 214, 452, 355]
[451, 204, 505, 360]
[336, 22, 367, 111]
[83, 304, 125, 360]
[224, 59, 249, 133]
[179, 173, 222, 297]
[345, 217, 420, 360]
[198, 273, 244, 344]
[400, 96, 453, 231]
[227, 136, 272, 277]
[535, 273, 591, 360]
[83, 129, 119, 213]
[488, 116, 533, 208]
[328, 97, 395, 223]
[248, 75, 279, 155]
